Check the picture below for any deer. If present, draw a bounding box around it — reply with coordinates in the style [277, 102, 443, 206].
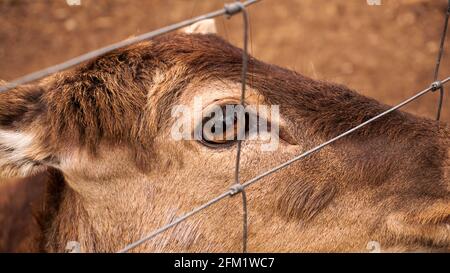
[0, 20, 448, 253]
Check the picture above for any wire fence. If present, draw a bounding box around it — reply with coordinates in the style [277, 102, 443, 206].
[0, 0, 259, 93]
[1, 0, 449, 253]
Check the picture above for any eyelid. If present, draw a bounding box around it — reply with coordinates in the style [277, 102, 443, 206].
[197, 99, 282, 148]
[201, 99, 239, 114]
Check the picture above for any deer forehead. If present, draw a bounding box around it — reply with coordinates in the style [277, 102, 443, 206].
[178, 80, 264, 106]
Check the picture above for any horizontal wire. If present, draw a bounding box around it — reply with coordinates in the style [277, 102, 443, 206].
[242, 77, 450, 189]
[116, 77, 449, 253]
[0, 0, 261, 93]
[117, 190, 233, 253]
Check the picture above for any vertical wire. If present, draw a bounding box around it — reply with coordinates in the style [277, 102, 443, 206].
[433, 0, 450, 120]
[232, 1, 249, 253]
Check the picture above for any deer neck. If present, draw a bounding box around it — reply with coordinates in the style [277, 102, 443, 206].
[40, 170, 157, 253]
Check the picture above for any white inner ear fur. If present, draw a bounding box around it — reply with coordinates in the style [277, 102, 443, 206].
[0, 130, 46, 177]
[0, 130, 34, 161]
[181, 19, 217, 34]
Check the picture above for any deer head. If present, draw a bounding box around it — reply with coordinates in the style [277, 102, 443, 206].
[0, 20, 449, 252]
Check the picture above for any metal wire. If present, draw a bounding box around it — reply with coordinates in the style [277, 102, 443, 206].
[433, 0, 450, 120]
[117, 191, 234, 253]
[241, 79, 449, 189]
[0, 0, 260, 93]
[228, 1, 250, 254]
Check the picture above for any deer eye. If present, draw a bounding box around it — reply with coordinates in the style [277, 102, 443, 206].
[200, 105, 250, 148]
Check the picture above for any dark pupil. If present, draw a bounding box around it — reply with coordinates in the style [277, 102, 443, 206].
[203, 107, 250, 144]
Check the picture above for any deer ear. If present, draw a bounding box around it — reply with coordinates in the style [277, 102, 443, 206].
[181, 19, 217, 34]
[0, 84, 51, 178]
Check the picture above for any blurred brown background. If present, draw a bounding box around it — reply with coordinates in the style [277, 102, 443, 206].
[0, 0, 449, 120]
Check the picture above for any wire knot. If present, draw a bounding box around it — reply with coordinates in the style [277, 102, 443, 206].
[431, 81, 443, 91]
[224, 2, 245, 18]
[229, 183, 245, 196]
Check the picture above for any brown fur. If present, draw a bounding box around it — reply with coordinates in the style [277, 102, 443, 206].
[0, 175, 44, 252]
[0, 33, 448, 252]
